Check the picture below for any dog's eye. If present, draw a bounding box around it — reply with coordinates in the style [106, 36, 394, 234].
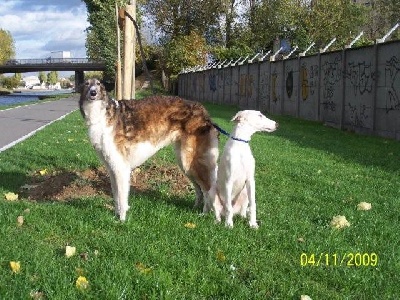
[85, 81, 89, 86]
[96, 81, 101, 86]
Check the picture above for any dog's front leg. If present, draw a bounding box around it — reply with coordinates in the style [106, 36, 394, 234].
[246, 177, 258, 229]
[223, 182, 234, 228]
[111, 163, 131, 221]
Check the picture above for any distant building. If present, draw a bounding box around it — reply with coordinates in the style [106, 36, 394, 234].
[50, 51, 71, 59]
[23, 76, 40, 88]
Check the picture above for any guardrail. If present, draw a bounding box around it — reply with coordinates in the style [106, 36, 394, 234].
[3, 58, 104, 65]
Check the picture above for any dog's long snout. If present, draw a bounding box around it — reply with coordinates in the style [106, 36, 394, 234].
[90, 89, 97, 97]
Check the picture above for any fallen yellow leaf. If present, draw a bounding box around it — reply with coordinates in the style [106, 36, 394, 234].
[135, 262, 152, 274]
[75, 276, 89, 290]
[65, 246, 76, 258]
[330, 215, 350, 229]
[216, 249, 226, 262]
[10, 261, 21, 274]
[30, 290, 45, 300]
[357, 202, 372, 211]
[17, 215, 24, 226]
[4, 192, 18, 201]
[184, 222, 196, 229]
[39, 169, 47, 176]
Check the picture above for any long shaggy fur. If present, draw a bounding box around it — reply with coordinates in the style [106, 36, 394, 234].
[80, 79, 218, 221]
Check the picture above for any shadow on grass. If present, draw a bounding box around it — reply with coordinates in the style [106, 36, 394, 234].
[204, 102, 399, 173]
[0, 171, 27, 192]
[272, 115, 400, 173]
[5, 167, 195, 213]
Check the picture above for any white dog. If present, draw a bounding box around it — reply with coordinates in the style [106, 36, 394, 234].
[79, 79, 219, 221]
[214, 110, 278, 228]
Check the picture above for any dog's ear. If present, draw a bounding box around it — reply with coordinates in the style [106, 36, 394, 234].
[231, 112, 243, 123]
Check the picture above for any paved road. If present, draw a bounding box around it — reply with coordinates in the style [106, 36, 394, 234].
[0, 96, 79, 152]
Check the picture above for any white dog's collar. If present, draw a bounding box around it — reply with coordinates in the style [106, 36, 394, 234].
[212, 123, 249, 143]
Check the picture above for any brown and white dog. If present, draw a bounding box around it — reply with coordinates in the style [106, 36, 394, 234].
[79, 79, 219, 221]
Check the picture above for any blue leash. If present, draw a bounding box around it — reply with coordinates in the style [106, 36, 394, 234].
[212, 123, 249, 143]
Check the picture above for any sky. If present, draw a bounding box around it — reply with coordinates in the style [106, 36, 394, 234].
[0, 0, 89, 59]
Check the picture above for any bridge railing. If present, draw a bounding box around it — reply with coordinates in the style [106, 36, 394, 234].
[4, 58, 104, 65]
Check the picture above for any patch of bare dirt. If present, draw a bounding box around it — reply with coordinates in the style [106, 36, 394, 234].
[21, 164, 191, 202]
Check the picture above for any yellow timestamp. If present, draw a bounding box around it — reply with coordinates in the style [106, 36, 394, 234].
[300, 252, 378, 267]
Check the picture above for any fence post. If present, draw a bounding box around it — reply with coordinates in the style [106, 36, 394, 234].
[372, 43, 379, 134]
[256, 59, 262, 110]
[317, 52, 322, 121]
[340, 49, 347, 130]
[281, 60, 285, 114]
[296, 56, 301, 118]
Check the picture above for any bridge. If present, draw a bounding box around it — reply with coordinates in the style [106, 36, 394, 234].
[0, 58, 106, 87]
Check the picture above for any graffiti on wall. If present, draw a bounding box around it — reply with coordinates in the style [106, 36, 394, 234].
[224, 70, 232, 86]
[321, 55, 342, 111]
[286, 70, 293, 98]
[300, 64, 318, 101]
[259, 70, 270, 108]
[385, 56, 400, 113]
[347, 103, 370, 127]
[271, 70, 279, 103]
[239, 74, 253, 97]
[209, 74, 217, 92]
[345, 61, 375, 96]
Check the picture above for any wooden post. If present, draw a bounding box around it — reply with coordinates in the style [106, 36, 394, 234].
[122, 3, 135, 100]
[115, 3, 122, 100]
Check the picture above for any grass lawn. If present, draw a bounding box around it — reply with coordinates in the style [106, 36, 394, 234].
[0, 94, 399, 299]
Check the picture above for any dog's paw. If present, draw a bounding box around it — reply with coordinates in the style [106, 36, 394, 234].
[225, 220, 234, 228]
[249, 221, 259, 229]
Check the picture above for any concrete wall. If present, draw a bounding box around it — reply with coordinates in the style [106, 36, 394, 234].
[178, 40, 400, 140]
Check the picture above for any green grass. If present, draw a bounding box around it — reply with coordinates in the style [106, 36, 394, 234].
[0, 97, 399, 299]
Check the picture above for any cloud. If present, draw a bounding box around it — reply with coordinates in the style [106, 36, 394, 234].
[0, 0, 89, 58]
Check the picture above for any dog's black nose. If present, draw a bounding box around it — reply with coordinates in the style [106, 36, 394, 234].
[90, 90, 97, 96]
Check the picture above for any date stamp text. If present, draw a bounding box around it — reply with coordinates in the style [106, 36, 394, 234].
[300, 252, 378, 267]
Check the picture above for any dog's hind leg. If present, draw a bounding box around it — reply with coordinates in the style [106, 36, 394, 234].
[175, 133, 218, 213]
[174, 142, 203, 209]
[192, 182, 204, 209]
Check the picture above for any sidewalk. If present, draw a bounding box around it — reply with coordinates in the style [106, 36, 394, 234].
[0, 96, 78, 153]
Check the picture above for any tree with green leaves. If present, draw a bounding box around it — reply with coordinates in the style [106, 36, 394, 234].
[142, 0, 222, 42]
[164, 31, 208, 76]
[83, 0, 152, 83]
[141, 0, 224, 76]
[363, 0, 400, 41]
[1, 74, 20, 89]
[38, 71, 47, 85]
[47, 71, 59, 85]
[305, 0, 367, 50]
[0, 29, 15, 64]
